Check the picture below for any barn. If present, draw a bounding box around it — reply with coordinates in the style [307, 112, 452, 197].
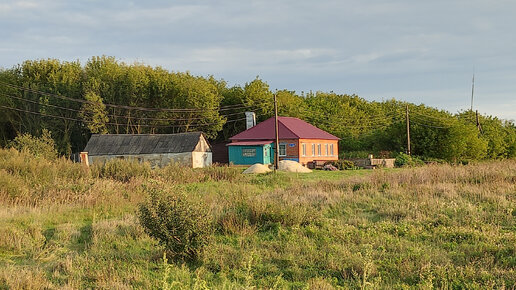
[82, 132, 212, 168]
[228, 116, 339, 166]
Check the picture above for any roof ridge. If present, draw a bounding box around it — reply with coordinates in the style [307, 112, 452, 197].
[277, 117, 301, 138]
[91, 132, 202, 137]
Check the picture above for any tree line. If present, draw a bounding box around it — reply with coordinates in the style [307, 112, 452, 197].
[0, 56, 515, 161]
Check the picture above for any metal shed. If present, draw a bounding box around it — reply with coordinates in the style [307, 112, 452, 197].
[82, 132, 212, 168]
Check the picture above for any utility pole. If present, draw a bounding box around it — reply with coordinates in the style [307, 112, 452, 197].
[476, 110, 482, 133]
[273, 93, 279, 171]
[406, 105, 411, 156]
[470, 74, 475, 111]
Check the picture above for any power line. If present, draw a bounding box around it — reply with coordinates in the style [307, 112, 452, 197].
[0, 105, 248, 128]
[410, 115, 455, 127]
[0, 81, 253, 113]
[0, 92, 254, 122]
[410, 120, 451, 129]
[410, 111, 455, 121]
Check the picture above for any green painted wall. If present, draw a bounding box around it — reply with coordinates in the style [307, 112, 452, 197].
[228, 144, 272, 165]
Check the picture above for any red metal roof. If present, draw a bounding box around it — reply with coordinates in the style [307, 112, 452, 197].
[230, 117, 340, 141]
[226, 141, 273, 146]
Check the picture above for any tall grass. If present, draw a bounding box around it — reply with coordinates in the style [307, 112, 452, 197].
[0, 147, 515, 288]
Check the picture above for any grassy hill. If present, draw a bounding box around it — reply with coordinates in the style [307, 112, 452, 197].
[0, 149, 515, 289]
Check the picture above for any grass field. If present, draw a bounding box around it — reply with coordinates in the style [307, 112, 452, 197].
[0, 148, 515, 289]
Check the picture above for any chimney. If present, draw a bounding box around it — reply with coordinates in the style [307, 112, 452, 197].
[245, 112, 256, 130]
[80, 152, 90, 167]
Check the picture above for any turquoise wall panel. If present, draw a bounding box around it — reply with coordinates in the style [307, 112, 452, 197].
[228, 144, 273, 165]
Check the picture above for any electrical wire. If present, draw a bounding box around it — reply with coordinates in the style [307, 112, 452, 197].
[410, 115, 454, 127]
[0, 92, 253, 122]
[0, 105, 248, 128]
[0, 81, 254, 113]
[410, 120, 451, 129]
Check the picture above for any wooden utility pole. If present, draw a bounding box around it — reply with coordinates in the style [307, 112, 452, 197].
[273, 93, 279, 171]
[476, 110, 482, 133]
[406, 105, 411, 156]
[470, 74, 475, 111]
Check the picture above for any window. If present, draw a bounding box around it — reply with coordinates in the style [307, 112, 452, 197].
[311, 144, 315, 156]
[242, 148, 256, 157]
[317, 144, 322, 156]
[330, 144, 334, 156]
[325, 144, 328, 156]
[279, 144, 287, 156]
[302, 143, 306, 156]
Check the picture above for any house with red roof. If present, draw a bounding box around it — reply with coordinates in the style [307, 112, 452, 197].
[227, 116, 339, 166]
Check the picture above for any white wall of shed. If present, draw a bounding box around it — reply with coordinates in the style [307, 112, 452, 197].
[88, 152, 193, 168]
[192, 152, 212, 168]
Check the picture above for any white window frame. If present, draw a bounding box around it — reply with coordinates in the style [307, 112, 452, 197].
[311, 143, 315, 157]
[317, 144, 322, 156]
[330, 144, 334, 156]
[325, 144, 328, 156]
[302, 143, 306, 156]
[279, 144, 287, 156]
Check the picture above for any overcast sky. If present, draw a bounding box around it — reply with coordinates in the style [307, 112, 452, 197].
[1, 0, 515, 121]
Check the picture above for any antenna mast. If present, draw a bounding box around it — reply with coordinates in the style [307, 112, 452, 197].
[470, 74, 475, 111]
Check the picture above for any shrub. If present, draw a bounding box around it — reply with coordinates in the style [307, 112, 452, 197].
[394, 152, 424, 167]
[8, 130, 57, 160]
[201, 165, 242, 182]
[91, 158, 151, 182]
[137, 186, 213, 262]
[324, 160, 356, 170]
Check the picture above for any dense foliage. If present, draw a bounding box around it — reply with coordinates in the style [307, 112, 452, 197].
[138, 186, 213, 262]
[1, 57, 515, 161]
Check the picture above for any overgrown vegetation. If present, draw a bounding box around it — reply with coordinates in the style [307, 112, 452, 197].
[7, 129, 57, 160]
[324, 159, 357, 170]
[138, 186, 213, 262]
[1, 57, 515, 161]
[1, 148, 515, 288]
[394, 152, 425, 167]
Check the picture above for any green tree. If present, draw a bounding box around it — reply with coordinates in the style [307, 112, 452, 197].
[243, 77, 273, 121]
[276, 89, 306, 118]
[80, 91, 109, 134]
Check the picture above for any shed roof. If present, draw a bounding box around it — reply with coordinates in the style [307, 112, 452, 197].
[84, 132, 205, 156]
[230, 117, 339, 141]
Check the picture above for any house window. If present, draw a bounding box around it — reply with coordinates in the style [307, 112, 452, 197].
[330, 144, 334, 156]
[242, 148, 256, 157]
[279, 144, 287, 156]
[325, 144, 328, 156]
[302, 143, 306, 156]
[317, 144, 322, 156]
[311, 144, 315, 156]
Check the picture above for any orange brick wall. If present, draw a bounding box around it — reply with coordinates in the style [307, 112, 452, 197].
[298, 139, 338, 165]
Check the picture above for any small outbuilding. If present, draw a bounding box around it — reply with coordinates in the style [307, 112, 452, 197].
[82, 132, 212, 168]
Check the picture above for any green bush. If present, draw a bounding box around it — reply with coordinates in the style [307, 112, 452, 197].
[201, 165, 242, 182]
[8, 129, 58, 160]
[324, 159, 356, 170]
[137, 186, 213, 262]
[394, 152, 424, 167]
[91, 158, 151, 182]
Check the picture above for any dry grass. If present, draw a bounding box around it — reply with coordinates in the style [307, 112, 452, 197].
[0, 148, 515, 288]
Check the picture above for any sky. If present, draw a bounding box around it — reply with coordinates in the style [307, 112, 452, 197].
[1, 0, 515, 121]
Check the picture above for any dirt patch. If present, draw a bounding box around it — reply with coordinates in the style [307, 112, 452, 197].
[278, 160, 312, 173]
[242, 164, 272, 174]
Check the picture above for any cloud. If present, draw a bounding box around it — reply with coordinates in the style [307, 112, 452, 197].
[0, 0, 515, 120]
